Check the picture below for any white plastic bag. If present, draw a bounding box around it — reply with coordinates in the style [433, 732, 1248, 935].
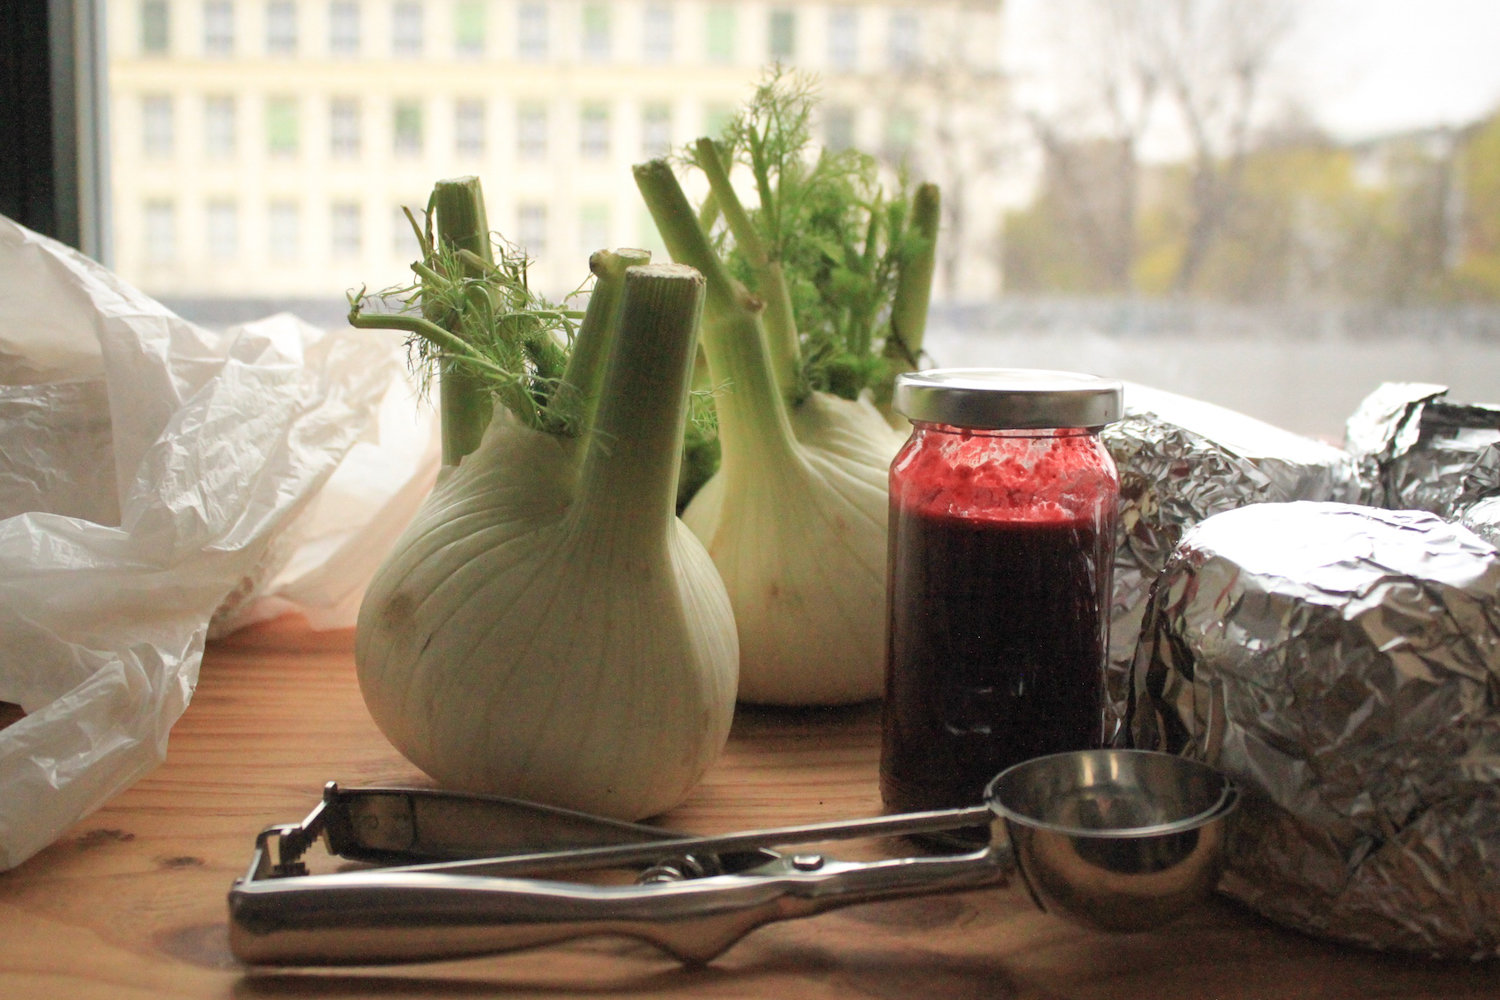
[0, 216, 437, 870]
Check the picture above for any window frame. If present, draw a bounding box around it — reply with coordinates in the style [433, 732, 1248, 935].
[328, 1, 360, 55]
[329, 96, 361, 157]
[453, 0, 485, 57]
[265, 0, 297, 56]
[768, 7, 796, 63]
[454, 97, 486, 157]
[141, 92, 176, 157]
[265, 95, 301, 157]
[140, 0, 169, 54]
[516, 101, 549, 160]
[581, 2, 610, 62]
[203, 94, 237, 158]
[203, 0, 235, 57]
[705, 5, 734, 64]
[642, 3, 673, 64]
[3, 0, 111, 260]
[517, 2, 548, 60]
[579, 101, 610, 160]
[391, 1, 424, 57]
[392, 98, 424, 157]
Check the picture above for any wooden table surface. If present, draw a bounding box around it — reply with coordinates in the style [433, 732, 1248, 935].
[1, 616, 1495, 999]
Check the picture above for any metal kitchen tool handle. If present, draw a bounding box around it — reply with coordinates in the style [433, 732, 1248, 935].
[229, 845, 1007, 966]
[228, 753, 1237, 967]
[276, 781, 696, 870]
[229, 786, 1001, 967]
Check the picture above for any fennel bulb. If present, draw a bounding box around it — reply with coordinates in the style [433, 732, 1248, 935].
[353, 195, 737, 819]
[681, 389, 904, 704]
[633, 74, 937, 705]
[357, 406, 737, 819]
[633, 167, 913, 705]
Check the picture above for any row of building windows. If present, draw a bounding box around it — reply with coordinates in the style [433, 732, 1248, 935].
[137, 196, 622, 266]
[136, 0, 924, 70]
[135, 92, 912, 163]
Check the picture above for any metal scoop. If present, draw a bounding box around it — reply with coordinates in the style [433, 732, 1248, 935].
[228, 749, 1237, 967]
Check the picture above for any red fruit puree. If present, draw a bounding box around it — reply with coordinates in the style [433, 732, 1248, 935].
[880, 427, 1117, 823]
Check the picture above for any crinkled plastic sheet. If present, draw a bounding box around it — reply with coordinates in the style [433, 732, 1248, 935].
[1130, 502, 1500, 959]
[1101, 383, 1359, 743]
[0, 217, 437, 870]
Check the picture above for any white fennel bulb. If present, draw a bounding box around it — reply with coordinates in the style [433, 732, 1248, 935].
[638, 156, 915, 704]
[633, 76, 940, 705]
[355, 251, 738, 820]
[682, 390, 904, 704]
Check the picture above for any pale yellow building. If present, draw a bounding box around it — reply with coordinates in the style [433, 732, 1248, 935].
[105, 0, 1007, 308]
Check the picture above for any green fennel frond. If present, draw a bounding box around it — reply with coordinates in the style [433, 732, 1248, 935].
[349, 211, 586, 435]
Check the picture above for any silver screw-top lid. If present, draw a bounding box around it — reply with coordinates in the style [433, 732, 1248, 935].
[893, 368, 1124, 429]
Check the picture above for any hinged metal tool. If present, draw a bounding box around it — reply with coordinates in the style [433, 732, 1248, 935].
[228, 780, 1000, 966]
[228, 751, 1237, 967]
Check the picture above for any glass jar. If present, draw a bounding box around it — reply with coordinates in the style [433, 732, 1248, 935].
[880, 368, 1123, 825]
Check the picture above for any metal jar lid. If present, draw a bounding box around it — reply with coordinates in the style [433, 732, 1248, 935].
[893, 368, 1124, 430]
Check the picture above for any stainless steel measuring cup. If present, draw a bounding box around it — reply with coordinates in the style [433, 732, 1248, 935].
[228, 749, 1238, 966]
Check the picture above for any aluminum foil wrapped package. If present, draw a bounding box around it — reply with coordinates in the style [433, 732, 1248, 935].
[1345, 381, 1500, 515]
[1101, 384, 1359, 742]
[1462, 495, 1500, 551]
[1131, 501, 1500, 958]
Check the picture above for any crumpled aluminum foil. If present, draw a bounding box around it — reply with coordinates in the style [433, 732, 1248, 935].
[1101, 384, 1360, 743]
[1130, 501, 1500, 959]
[1462, 495, 1500, 550]
[1345, 382, 1500, 515]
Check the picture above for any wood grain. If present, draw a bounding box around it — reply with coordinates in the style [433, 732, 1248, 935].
[0, 616, 1494, 999]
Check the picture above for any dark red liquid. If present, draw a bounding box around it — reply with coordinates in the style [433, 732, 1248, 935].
[880, 504, 1112, 819]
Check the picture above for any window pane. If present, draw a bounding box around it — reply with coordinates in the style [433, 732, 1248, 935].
[581, 3, 610, 62]
[393, 99, 423, 155]
[643, 4, 673, 63]
[268, 199, 300, 260]
[579, 202, 609, 255]
[266, 96, 299, 156]
[828, 7, 857, 71]
[888, 9, 920, 69]
[392, 2, 423, 56]
[329, 97, 360, 156]
[703, 101, 733, 140]
[331, 201, 362, 256]
[455, 98, 485, 157]
[144, 199, 177, 262]
[392, 204, 421, 257]
[267, 1, 297, 55]
[142, 94, 174, 156]
[517, 202, 547, 257]
[882, 107, 916, 165]
[140, 0, 169, 54]
[329, 1, 359, 55]
[705, 6, 733, 64]
[517, 102, 548, 159]
[636, 206, 667, 259]
[206, 199, 239, 259]
[93, 0, 1500, 446]
[823, 104, 854, 152]
[203, 1, 234, 56]
[454, 0, 485, 56]
[580, 102, 609, 159]
[518, 3, 547, 60]
[768, 8, 795, 62]
[204, 95, 236, 157]
[641, 102, 672, 159]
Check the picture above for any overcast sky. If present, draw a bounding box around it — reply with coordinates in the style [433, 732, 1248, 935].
[1003, 0, 1500, 142]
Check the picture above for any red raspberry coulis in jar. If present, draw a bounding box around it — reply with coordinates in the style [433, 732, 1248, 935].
[880, 370, 1123, 832]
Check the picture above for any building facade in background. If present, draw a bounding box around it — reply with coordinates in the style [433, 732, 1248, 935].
[107, 0, 1008, 310]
